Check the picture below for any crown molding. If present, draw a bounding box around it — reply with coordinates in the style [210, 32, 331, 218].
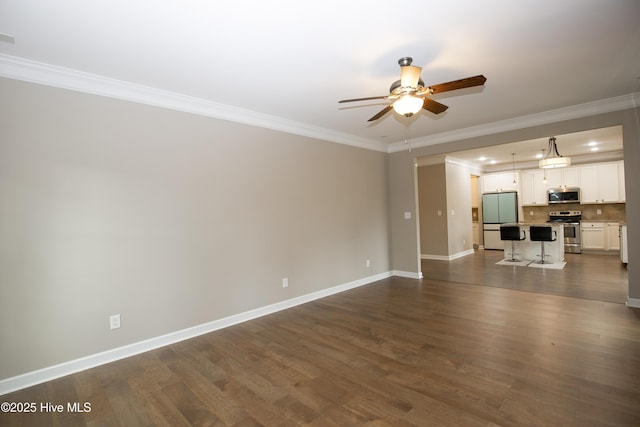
[3, 54, 638, 156]
[0, 54, 387, 153]
[387, 92, 640, 153]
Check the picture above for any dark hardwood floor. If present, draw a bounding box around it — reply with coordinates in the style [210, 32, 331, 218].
[2, 252, 639, 426]
[422, 249, 629, 303]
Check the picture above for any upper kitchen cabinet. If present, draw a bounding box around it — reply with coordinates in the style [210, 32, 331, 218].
[521, 170, 547, 205]
[580, 162, 624, 204]
[482, 172, 519, 193]
[544, 167, 580, 189]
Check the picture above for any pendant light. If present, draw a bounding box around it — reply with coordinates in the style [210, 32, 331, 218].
[511, 153, 517, 186]
[539, 149, 548, 183]
[539, 136, 571, 168]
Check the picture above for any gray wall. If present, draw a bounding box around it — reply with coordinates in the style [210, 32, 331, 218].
[417, 160, 474, 258]
[417, 164, 448, 256]
[0, 78, 390, 380]
[389, 108, 640, 300]
[387, 150, 421, 274]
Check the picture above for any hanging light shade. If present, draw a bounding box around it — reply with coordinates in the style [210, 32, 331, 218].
[392, 94, 423, 117]
[539, 136, 571, 168]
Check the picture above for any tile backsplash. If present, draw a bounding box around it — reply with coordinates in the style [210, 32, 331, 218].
[522, 203, 626, 223]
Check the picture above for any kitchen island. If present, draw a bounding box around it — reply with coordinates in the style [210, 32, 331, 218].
[501, 223, 565, 264]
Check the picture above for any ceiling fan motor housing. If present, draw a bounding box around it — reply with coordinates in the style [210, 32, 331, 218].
[389, 79, 426, 95]
[398, 57, 413, 66]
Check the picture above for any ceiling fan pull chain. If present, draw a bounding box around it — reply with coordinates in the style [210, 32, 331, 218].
[404, 124, 412, 152]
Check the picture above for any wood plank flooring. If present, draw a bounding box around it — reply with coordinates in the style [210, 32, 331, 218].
[422, 250, 629, 303]
[2, 252, 639, 426]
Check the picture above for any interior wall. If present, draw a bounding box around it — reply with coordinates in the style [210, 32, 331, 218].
[445, 161, 473, 256]
[388, 151, 421, 275]
[417, 164, 448, 257]
[388, 107, 640, 301]
[0, 78, 390, 380]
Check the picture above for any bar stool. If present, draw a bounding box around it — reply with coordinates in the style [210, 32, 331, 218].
[500, 225, 526, 262]
[529, 226, 557, 264]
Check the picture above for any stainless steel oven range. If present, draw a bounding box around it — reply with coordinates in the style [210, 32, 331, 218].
[548, 210, 582, 254]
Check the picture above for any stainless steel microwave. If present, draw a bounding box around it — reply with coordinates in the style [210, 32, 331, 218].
[548, 187, 580, 204]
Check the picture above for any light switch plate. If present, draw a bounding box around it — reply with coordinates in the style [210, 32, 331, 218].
[110, 314, 121, 330]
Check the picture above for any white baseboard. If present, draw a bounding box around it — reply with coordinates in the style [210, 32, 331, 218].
[421, 249, 475, 261]
[0, 271, 392, 396]
[421, 254, 450, 261]
[626, 297, 640, 308]
[449, 249, 475, 260]
[391, 270, 423, 279]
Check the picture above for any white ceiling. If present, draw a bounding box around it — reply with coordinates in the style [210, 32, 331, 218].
[425, 125, 624, 173]
[1, 1, 639, 153]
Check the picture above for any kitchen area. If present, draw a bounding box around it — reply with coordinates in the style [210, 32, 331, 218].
[417, 125, 632, 306]
[471, 149, 627, 265]
[419, 125, 627, 268]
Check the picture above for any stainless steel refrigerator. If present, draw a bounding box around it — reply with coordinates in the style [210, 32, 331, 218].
[482, 192, 518, 250]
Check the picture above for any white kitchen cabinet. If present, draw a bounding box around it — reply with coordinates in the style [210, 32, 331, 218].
[580, 163, 621, 204]
[583, 222, 620, 251]
[581, 222, 605, 250]
[606, 222, 620, 251]
[482, 172, 519, 193]
[562, 168, 581, 188]
[543, 166, 580, 189]
[521, 170, 547, 205]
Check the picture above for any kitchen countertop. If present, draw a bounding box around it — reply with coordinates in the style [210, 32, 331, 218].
[579, 219, 624, 223]
[502, 223, 564, 227]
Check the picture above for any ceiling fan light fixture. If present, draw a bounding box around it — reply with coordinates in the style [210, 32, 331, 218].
[393, 94, 423, 117]
[539, 136, 571, 168]
[338, 57, 486, 123]
[400, 65, 422, 89]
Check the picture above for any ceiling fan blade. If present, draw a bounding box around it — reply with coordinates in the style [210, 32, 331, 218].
[422, 98, 449, 114]
[429, 75, 487, 94]
[367, 105, 393, 122]
[400, 65, 422, 88]
[338, 95, 388, 103]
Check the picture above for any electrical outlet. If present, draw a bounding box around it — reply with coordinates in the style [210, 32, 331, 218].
[366, 259, 371, 268]
[597, 209, 602, 215]
[282, 278, 289, 288]
[109, 314, 121, 330]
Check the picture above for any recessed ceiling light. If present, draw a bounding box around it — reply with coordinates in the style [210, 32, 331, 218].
[591, 147, 599, 152]
[490, 160, 497, 165]
[535, 153, 543, 159]
[588, 141, 598, 146]
[479, 156, 487, 161]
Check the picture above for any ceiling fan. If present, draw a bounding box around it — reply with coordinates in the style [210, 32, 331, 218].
[338, 57, 486, 122]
